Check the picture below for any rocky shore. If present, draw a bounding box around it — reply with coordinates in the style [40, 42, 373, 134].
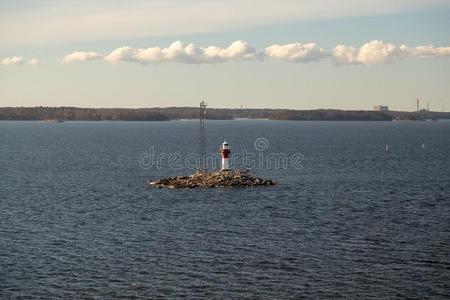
[148, 170, 275, 188]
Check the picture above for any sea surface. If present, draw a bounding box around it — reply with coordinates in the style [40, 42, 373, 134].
[0, 120, 449, 299]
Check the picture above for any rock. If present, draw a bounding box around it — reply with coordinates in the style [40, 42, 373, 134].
[147, 170, 275, 189]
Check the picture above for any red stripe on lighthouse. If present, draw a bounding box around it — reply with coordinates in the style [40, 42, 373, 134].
[221, 149, 230, 158]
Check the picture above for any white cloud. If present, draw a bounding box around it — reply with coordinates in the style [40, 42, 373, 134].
[62, 51, 103, 64]
[28, 58, 41, 65]
[401, 45, 450, 57]
[1, 56, 24, 65]
[264, 43, 326, 63]
[332, 40, 450, 65]
[357, 40, 406, 64]
[332, 40, 406, 65]
[202, 40, 258, 62]
[105, 47, 141, 64]
[331, 45, 359, 65]
[104, 40, 258, 64]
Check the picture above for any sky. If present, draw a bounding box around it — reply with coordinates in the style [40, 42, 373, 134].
[1, 0, 450, 111]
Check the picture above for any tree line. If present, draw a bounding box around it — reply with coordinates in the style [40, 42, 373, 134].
[0, 106, 449, 121]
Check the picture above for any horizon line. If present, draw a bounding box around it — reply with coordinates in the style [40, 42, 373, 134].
[0, 106, 446, 113]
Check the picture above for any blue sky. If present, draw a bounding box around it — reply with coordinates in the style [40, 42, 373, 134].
[1, 0, 450, 110]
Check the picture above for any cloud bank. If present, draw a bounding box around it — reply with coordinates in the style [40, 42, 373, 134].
[3, 40, 450, 67]
[61, 40, 450, 66]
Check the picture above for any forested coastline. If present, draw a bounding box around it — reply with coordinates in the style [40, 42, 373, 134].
[0, 107, 449, 121]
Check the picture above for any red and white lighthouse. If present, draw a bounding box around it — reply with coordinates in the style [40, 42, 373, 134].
[220, 141, 230, 171]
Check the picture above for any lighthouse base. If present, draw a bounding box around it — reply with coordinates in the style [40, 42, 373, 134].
[148, 170, 274, 188]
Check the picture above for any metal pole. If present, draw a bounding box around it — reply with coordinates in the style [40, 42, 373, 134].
[198, 101, 207, 173]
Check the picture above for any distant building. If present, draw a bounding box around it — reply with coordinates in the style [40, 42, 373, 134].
[373, 105, 389, 112]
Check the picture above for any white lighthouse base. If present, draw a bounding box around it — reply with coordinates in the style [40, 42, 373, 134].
[221, 158, 230, 171]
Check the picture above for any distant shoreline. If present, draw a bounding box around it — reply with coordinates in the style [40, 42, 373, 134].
[0, 107, 449, 122]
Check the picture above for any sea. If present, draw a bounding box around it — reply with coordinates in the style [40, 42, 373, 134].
[0, 120, 449, 299]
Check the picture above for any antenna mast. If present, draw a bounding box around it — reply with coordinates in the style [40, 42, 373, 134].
[197, 101, 207, 173]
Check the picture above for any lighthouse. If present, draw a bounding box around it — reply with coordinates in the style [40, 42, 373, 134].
[220, 141, 230, 171]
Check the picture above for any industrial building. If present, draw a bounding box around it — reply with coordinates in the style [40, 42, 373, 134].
[373, 105, 389, 112]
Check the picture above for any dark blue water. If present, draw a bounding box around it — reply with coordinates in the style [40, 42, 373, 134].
[1, 120, 449, 299]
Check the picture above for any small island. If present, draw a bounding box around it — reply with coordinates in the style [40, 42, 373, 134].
[149, 139, 274, 189]
[148, 169, 274, 188]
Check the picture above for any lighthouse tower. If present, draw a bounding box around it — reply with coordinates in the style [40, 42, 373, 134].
[220, 141, 231, 171]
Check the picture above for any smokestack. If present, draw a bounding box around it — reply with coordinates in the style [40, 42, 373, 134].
[427, 102, 430, 111]
[417, 98, 420, 112]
